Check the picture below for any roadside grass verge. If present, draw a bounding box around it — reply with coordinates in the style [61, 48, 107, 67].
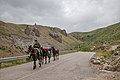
[0, 58, 32, 69]
[96, 50, 114, 57]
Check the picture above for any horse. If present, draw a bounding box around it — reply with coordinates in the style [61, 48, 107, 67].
[48, 48, 52, 63]
[40, 47, 52, 64]
[51, 47, 59, 61]
[27, 45, 42, 70]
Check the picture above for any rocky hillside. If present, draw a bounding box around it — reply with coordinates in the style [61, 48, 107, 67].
[0, 21, 79, 58]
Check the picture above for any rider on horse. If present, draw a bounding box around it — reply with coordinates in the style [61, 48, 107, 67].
[33, 40, 41, 50]
[28, 40, 42, 70]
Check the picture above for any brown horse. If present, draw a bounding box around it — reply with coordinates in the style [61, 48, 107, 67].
[27, 45, 41, 70]
[51, 47, 59, 61]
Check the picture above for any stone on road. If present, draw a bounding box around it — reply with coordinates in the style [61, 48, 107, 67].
[0, 52, 102, 80]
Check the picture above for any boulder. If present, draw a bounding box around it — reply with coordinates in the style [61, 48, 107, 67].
[92, 60, 101, 64]
[103, 64, 113, 71]
[90, 57, 101, 65]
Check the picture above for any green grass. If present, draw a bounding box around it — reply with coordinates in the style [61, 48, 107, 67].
[0, 46, 11, 53]
[0, 58, 32, 69]
[70, 22, 120, 44]
[0, 27, 12, 35]
[96, 50, 114, 57]
[0, 21, 5, 25]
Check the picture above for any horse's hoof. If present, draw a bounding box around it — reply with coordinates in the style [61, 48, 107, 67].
[33, 67, 36, 70]
[39, 64, 41, 67]
[39, 65, 41, 67]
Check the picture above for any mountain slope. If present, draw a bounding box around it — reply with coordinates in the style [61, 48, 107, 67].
[0, 21, 79, 58]
[70, 22, 120, 44]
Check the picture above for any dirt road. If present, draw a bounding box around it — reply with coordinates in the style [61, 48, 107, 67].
[0, 52, 103, 80]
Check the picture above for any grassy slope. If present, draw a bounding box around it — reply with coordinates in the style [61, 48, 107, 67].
[69, 22, 120, 51]
[70, 22, 120, 44]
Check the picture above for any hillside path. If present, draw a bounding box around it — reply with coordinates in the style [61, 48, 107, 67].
[0, 52, 103, 80]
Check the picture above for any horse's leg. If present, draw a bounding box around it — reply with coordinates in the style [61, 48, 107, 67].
[57, 53, 59, 60]
[42, 55, 44, 64]
[33, 60, 36, 70]
[58, 53, 59, 60]
[38, 58, 41, 67]
[38, 60, 41, 67]
[48, 56, 50, 63]
[53, 54, 55, 61]
[37, 52, 41, 67]
[43, 56, 45, 64]
[42, 56, 44, 64]
[56, 55, 57, 60]
[45, 56, 47, 64]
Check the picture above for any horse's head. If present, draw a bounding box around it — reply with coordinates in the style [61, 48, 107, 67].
[51, 46, 55, 51]
[48, 48, 51, 51]
[27, 45, 33, 54]
[41, 47, 43, 50]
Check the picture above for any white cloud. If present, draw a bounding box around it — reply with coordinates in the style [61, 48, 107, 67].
[0, 0, 120, 33]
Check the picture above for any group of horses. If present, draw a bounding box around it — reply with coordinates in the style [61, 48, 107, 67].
[27, 45, 59, 70]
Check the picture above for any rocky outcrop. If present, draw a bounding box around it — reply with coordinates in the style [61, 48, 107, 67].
[24, 26, 31, 35]
[49, 27, 62, 43]
[49, 32, 62, 43]
[32, 27, 40, 37]
[24, 25, 40, 37]
[61, 29, 67, 36]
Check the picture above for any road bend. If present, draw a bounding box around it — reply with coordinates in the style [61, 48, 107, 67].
[0, 52, 102, 80]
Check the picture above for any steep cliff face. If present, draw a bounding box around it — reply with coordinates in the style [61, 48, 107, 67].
[49, 27, 62, 43]
[0, 21, 79, 58]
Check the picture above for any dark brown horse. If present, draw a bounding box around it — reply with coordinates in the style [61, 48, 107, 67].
[27, 45, 41, 70]
[51, 47, 59, 61]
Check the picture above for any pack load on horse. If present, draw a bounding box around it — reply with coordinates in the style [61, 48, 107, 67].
[40, 47, 52, 64]
[27, 40, 42, 70]
[51, 46, 59, 61]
